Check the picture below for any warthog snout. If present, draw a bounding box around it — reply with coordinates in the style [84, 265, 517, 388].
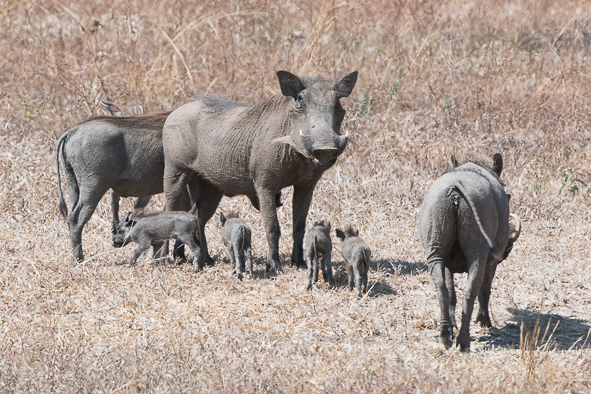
[311, 146, 342, 166]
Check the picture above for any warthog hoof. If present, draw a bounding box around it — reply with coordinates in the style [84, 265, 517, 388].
[475, 312, 492, 328]
[441, 336, 453, 349]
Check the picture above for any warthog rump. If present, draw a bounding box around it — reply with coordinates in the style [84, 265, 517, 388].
[418, 153, 521, 352]
[336, 227, 371, 298]
[305, 221, 333, 290]
[162, 70, 358, 273]
[56, 113, 176, 263]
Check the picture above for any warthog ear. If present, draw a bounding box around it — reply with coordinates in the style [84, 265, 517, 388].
[220, 212, 226, 227]
[451, 154, 459, 168]
[492, 153, 503, 176]
[506, 193, 511, 203]
[326, 222, 331, 231]
[124, 212, 132, 223]
[335, 71, 358, 98]
[336, 228, 346, 240]
[277, 71, 305, 98]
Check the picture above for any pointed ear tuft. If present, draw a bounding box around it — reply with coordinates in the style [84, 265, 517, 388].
[277, 71, 305, 98]
[335, 71, 358, 98]
[336, 228, 346, 240]
[326, 222, 331, 231]
[451, 154, 459, 168]
[220, 212, 226, 226]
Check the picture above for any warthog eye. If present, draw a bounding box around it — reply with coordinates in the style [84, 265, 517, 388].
[295, 92, 305, 109]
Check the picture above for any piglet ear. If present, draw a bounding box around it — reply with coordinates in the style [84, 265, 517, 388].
[326, 222, 331, 231]
[124, 212, 132, 222]
[220, 212, 226, 226]
[355, 230, 359, 237]
[336, 229, 346, 240]
[451, 154, 459, 168]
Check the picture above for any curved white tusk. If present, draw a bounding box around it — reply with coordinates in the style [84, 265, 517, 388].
[344, 129, 349, 138]
[299, 129, 304, 137]
[509, 213, 522, 238]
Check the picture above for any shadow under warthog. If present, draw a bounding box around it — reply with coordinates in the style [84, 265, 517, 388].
[371, 259, 429, 276]
[330, 259, 398, 297]
[476, 308, 591, 351]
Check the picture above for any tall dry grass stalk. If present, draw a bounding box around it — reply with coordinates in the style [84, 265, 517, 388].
[1, 0, 591, 392]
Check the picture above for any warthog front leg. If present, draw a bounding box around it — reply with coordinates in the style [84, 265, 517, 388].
[292, 186, 315, 270]
[246, 245, 253, 279]
[256, 187, 282, 274]
[130, 241, 151, 265]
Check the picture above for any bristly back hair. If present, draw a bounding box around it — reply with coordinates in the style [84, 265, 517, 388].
[344, 226, 358, 238]
[313, 220, 327, 227]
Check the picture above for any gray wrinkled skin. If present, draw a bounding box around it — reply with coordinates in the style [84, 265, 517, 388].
[336, 228, 371, 298]
[220, 212, 253, 281]
[418, 153, 521, 352]
[305, 221, 333, 290]
[56, 113, 179, 263]
[113, 212, 204, 271]
[162, 71, 358, 274]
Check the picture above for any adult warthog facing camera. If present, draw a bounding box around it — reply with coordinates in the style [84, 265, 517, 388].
[56, 113, 182, 262]
[418, 153, 521, 352]
[162, 70, 358, 273]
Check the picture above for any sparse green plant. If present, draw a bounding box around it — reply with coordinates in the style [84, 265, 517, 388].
[559, 168, 587, 197]
[528, 182, 544, 197]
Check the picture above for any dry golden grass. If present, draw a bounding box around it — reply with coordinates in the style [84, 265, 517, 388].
[1, 0, 591, 392]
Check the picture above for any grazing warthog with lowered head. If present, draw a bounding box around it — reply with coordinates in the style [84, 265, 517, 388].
[418, 153, 521, 352]
[336, 227, 371, 298]
[55, 113, 186, 262]
[113, 211, 204, 270]
[305, 221, 333, 290]
[162, 70, 358, 273]
[220, 211, 253, 281]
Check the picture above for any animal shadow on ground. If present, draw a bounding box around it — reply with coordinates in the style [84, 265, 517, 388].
[373, 259, 429, 276]
[477, 308, 591, 351]
[217, 254, 283, 280]
[330, 260, 398, 297]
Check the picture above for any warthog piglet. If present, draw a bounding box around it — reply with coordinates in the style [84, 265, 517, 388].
[305, 221, 334, 289]
[113, 211, 204, 271]
[220, 212, 253, 280]
[336, 227, 372, 298]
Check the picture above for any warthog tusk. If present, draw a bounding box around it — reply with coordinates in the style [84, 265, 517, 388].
[509, 213, 522, 238]
[344, 129, 349, 138]
[299, 129, 304, 137]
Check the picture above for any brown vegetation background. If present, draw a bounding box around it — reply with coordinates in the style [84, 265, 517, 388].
[1, 0, 591, 392]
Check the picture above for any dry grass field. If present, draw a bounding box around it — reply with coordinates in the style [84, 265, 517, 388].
[2, 0, 591, 392]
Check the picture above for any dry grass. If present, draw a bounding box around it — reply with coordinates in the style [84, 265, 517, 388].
[2, 0, 591, 392]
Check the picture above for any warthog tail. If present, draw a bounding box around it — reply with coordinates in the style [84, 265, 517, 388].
[451, 181, 502, 261]
[56, 131, 71, 218]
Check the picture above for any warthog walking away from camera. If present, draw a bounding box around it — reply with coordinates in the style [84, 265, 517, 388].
[56, 113, 181, 262]
[162, 70, 358, 274]
[113, 212, 204, 270]
[305, 221, 333, 289]
[220, 211, 253, 280]
[336, 227, 372, 298]
[418, 153, 521, 352]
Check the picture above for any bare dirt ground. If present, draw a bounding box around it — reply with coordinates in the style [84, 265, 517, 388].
[1, 0, 591, 392]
